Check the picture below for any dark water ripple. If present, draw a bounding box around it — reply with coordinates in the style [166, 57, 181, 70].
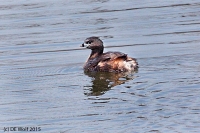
[0, 0, 200, 133]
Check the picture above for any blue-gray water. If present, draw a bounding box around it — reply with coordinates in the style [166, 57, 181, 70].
[0, 0, 200, 132]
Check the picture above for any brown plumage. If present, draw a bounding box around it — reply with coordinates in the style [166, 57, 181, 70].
[81, 37, 138, 72]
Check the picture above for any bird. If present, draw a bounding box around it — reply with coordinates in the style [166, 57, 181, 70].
[81, 36, 138, 72]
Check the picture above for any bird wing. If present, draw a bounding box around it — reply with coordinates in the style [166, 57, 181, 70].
[95, 52, 128, 72]
[100, 51, 127, 61]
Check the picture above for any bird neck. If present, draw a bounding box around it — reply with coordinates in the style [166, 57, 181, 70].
[89, 48, 103, 59]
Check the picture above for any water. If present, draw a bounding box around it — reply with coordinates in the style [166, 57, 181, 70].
[0, 0, 200, 132]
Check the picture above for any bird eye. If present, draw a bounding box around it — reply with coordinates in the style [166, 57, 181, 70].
[86, 41, 92, 44]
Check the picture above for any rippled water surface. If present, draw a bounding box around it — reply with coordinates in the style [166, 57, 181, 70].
[1, 0, 200, 132]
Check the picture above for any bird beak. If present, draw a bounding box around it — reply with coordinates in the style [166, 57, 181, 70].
[81, 43, 90, 48]
[80, 43, 84, 47]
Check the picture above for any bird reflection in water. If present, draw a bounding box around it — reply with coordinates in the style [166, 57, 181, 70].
[83, 71, 137, 96]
